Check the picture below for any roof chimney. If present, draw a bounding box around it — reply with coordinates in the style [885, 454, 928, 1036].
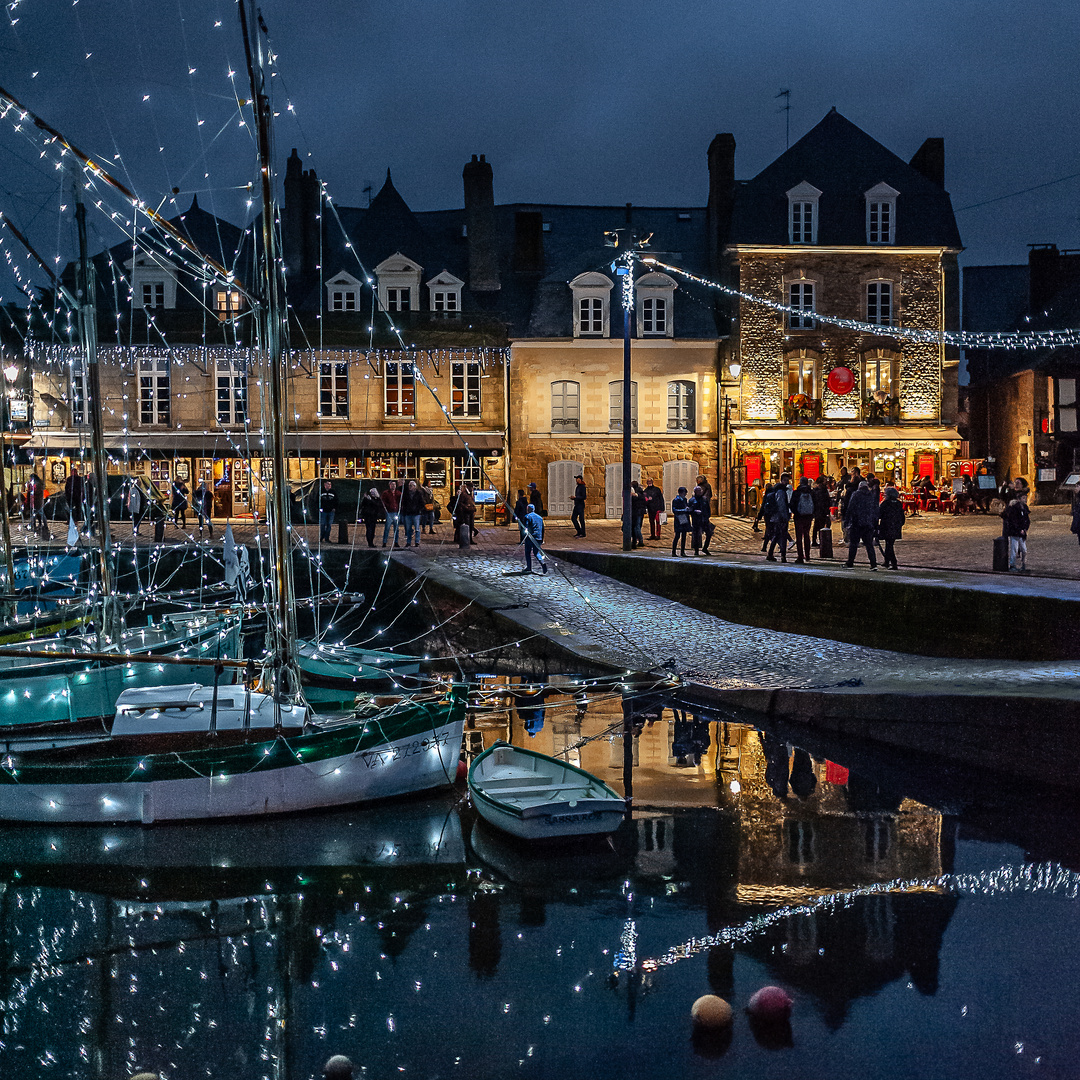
[909, 137, 945, 187]
[463, 154, 500, 292]
[1028, 244, 1061, 315]
[706, 133, 736, 276]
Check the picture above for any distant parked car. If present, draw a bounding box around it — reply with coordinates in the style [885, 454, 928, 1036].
[42, 474, 169, 522]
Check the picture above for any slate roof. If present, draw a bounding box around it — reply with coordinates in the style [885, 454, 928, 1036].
[728, 109, 963, 249]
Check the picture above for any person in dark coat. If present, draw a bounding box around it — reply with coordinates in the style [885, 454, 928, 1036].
[688, 485, 708, 555]
[571, 474, 587, 537]
[810, 475, 831, 547]
[319, 479, 339, 543]
[359, 487, 382, 548]
[1072, 488, 1080, 550]
[451, 482, 475, 544]
[170, 476, 189, 530]
[844, 480, 878, 569]
[756, 483, 775, 552]
[696, 474, 715, 554]
[64, 465, 84, 524]
[765, 474, 792, 563]
[194, 478, 215, 537]
[400, 479, 425, 547]
[1002, 490, 1030, 571]
[644, 479, 664, 540]
[790, 476, 815, 563]
[630, 481, 647, 547]
[877, 485, 905, 569]
[25, 472, 45, 532]
[513, 489, 529, 539]
[670, 486, 692, 556]
[526, 481, 544, 518]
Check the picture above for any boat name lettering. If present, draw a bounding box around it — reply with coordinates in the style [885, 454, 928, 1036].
[360, 731, 450, 769]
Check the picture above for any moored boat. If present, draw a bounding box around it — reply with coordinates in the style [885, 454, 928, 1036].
[468, 741, 626, 841]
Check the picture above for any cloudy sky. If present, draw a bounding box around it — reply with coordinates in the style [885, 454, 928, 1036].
[1, 0, 1078, 278]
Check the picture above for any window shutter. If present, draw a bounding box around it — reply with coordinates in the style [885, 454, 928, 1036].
[605, 462, 641, 517]
[662, 460, 699, 501]
[547, 460, 584, 516]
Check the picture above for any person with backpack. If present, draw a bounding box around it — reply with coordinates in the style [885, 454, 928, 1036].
[791, 476, 815, 563]
[844, 480, 879, 569]
[877, 485, 906, 569]
[765, 473, 792, 563]
[756, 483, 776, 552]
[670, 486, 692, 556]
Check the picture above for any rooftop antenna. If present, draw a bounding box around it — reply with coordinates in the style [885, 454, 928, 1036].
[776, 89, 792, 149]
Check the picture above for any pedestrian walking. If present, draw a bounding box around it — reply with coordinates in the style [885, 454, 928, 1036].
[571, 474, 587, 537]
[877, 485, 905, 569]
[381, 480, 402, 547]
[526, 481, 544, 518]
[838, 466, 861, 538]
[670, 486, 692, 556]
[359, 487, 382, 548]
[126, 476, 147, 536]
[400, 479, 424, 547]
[318, 479, 339, 543]
[791, 476, 815, 563]
[24, 472, 44, 533]
[1002, 490, 1030, 572]
[64, 465, 84, 525]
[765, 473, 792, 562]
[810, 474, 831, 547]
[756, 483, 775, 551]
[170, 476, 189, 530]
[419, 482, 436, 534]
[696, 474, 715, 554]
[644, 478, 664, 540]
[451, 482, 475, 544]
[843, 480, 879, 569]
[194, 478, 215, 537]
[523, 503, 547, 574]
[513, 488, 529, 539]
[630, 481, 647, 548]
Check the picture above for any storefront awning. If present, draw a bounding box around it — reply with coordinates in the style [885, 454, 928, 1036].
[23, 430, 505, 454]
[732, 425, 961, 445]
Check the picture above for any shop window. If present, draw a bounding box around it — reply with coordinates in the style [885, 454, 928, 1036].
[800, 452, 822, 479]
[551, 380, 580, 431]
[138, 357, 171, 426]
[454, 454, 483, 487]
[319, 360, 349, 418]
[451, 361, 481, 417]
[385, 361, 416, 417]
[914, 452, 937, 479]
[609, 380, 638, 432]
[150, 460, 172, 485]
[216, 360, 248, 425]
[667, 381, 694, 432]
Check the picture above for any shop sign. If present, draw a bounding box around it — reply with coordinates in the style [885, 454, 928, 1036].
[9, 398, 28, 421]
[424, 459, 447, 488]
[174, 460, 191, 482]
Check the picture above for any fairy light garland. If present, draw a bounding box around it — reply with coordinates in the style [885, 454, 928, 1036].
[641, 255, 1080, 350]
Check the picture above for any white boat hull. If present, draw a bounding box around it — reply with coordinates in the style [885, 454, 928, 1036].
[472, 792, 626, 841]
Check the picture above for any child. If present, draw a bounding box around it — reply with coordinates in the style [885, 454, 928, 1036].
[1002, 490, 1030, 572]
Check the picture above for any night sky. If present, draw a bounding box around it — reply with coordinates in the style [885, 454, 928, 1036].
[1, 0, 1078, 281]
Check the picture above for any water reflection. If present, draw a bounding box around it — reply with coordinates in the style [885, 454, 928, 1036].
[3, 682, 1080, 1078]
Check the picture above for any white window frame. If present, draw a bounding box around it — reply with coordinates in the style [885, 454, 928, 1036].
[129, 253, 178, 310]
[865, 183, 899, 245]
[787, 181, 822, 245]
[319, 359, 349, 418]
[569, 272, 614, 338]
[215, 360, 248, 426]
[375, 253, 422, 314]
[141, 281, 165, 309]
[551, 380, 580, 431]
[427, 271, 464, 317]
[138, 356, 171, 426]
[635, 271, 677, 338]
[451, 360, 481, 418]
[866, 280, 895, 326]
[325, 271, 362, 313]
[863, 353, 898, 396]
[215, 289, 243, 321]
[386, 287, 411, 312]
[788, 281, 817, 329]
[609, 380, 638, 432]
[667, 380, 695, 432]
[384, 361, 415, 417]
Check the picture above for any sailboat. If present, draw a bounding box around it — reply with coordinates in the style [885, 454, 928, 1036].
[0, 2, 466, 822]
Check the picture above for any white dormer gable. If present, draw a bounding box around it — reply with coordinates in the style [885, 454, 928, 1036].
[325, 270, 363, 312]
[570, 272, 614, 338]
[865, 182, 900, 244]
[426, 270, 464, 315]
[786, 181, 822, 244]
[127, 250, 179, 309]
[635, 272, 677, 338]
[375, 253, 422, 312]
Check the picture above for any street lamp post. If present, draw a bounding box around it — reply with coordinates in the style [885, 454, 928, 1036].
[617, 262, 634, 551]
[721, 358, 741, 516]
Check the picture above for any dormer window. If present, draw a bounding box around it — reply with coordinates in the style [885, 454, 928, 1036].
[569, 272, 614, 338]
[427, 271, 464, 317]
[865, 183, 899, 244]
[215, 289, 243, 321]
[375, 253, 422, 314]
[635, 272, 677, 338]
[128, 253, 178, 310]
[787, 182, 822, 245]
[325, 271, 362, 312]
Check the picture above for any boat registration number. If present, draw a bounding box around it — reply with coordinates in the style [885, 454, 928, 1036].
[360, 730, 451, 769]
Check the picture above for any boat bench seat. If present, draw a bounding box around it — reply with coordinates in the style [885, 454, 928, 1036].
[492, 782, 594, 796]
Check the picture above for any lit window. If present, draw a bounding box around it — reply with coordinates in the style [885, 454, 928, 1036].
[788, 282, 816, 329]
[142, 281, 165, 308]
[385, 361, 415, 417]
[451, 361, 481, 417]
[215, 289, 242, 320]
[609, 380, 638, 432]
[216, 360, 247, 425]
[551, 380, 580, 431]
[319, 360, 349, 418]
[138, 357, 170, 425]
[866, 282, 894, 326]
[863, 354, 897, 396]
[787, 356, 818, 398]
[667, 381, 694, 432]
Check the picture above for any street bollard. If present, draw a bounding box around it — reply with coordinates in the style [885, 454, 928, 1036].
[457, 522, 471, 549]
[337, 518, 350, 544]
[818, 526, 833, 559]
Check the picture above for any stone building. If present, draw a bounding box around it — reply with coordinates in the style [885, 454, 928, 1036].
[711, 110, 964, 509]
[964, 244, 1080, 501]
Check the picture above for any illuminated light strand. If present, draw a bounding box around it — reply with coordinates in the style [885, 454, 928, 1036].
[641, 256, 1080, 351]
[618, 860, 1080, 973]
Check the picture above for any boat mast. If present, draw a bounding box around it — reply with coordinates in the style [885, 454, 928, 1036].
[237, 0, 299, 698]
[74, 182, 120, 644]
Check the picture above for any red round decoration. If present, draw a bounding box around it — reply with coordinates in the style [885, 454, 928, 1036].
[826, 366, 855, 395]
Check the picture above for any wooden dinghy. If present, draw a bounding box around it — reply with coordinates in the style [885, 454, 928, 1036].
[468, 742, 625, 841]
